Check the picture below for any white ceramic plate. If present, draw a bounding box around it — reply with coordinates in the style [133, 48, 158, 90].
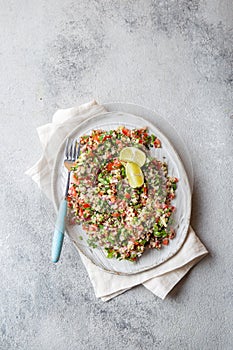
[52, 112, 192, 275]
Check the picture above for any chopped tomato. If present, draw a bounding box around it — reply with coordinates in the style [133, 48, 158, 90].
[162, 238, 169, 245]
[103, 135, 112, 141]
[125, 193, 131, 199]
[122, 128, 131, 137]
[92, 135, 99, 142]
[107, 159, 121, 171]
[107, 162, 114, 171]
[154, 138, 161, 148]
[83, 203, 90, 208]
[112, 212, 120, 217]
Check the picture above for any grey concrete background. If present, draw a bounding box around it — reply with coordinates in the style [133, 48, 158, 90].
[0, 1, 233, 349]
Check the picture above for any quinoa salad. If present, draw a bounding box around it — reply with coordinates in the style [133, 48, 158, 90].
[67, 126, 178, 262]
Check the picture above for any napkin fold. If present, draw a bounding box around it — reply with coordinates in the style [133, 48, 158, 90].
[26, 100, 208, 301]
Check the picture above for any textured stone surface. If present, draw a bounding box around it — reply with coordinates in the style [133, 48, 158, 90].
[0, 1, 232, 349]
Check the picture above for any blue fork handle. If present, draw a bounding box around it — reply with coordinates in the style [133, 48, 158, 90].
[51, 199, 67, 263]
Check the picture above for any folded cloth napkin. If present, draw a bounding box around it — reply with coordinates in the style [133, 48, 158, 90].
[26, 100, 208, 301]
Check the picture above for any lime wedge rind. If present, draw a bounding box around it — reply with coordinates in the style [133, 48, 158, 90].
[125, 162, 144, 188]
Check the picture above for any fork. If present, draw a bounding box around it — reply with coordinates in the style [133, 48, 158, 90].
[51, 138, 80, 263]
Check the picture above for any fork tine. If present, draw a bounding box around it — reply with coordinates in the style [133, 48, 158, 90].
[72, 140, 77, 160]
[69, 142, 73, 160]
[77, 141, 81, 159]
[65, 138, 69, 159]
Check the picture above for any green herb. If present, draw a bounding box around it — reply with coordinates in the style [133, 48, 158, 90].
[150, 135, 156, 143]
[121, 167, 126, 177]
[154, 231, 163, 237]
[161, 230, 168, 237]
[107, 251, 115, 259]
[98, 134, 105, 141]
[172, 183, 177, 190]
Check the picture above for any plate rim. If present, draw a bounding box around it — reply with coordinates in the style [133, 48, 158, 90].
[51, 110, 192, 275]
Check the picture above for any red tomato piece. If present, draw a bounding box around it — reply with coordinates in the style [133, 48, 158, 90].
[122, 128, 131, 137]
[154, 138, 161, 148]
[103, 135, 112, 141]
[83, 203, 90, 208]
[112, 212, 120, 217]
[107, 162, 114, 171]
[93, 135, 99, 142]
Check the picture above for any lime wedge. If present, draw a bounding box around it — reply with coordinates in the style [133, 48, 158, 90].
[120, 147, 146, 167]
[126, 162, 144, 188]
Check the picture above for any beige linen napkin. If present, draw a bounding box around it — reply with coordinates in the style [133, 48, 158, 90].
[26, 100, 208, 301]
